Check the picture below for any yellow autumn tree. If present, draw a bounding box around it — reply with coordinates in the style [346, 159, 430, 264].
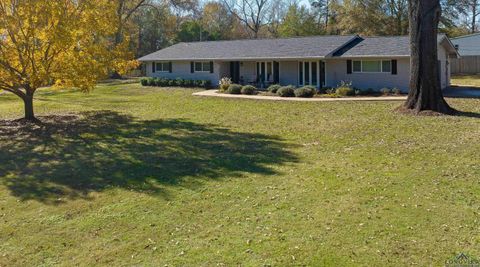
[0, 0, 138, 121]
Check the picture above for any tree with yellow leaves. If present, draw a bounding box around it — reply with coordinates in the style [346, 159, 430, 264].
[0, 0, 138, 121]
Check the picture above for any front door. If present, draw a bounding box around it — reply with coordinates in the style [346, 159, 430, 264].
[230, 61, 240, 83]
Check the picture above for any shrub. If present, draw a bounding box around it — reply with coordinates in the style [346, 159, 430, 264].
[325, 88, 336, 94]
[168, 79, 175, 86]
[267, 84, 281, 93]
[335, 81, 354, 96]
[392, 88, 401, 95]
[336, 87, 354, 96]
[147, 77, 156, 86]
[277, 85, 295, 97]
[226, 84, 242, 94]
[241, 85, 256, 95]
[380, 87, 391, 95]
[175, 78, 184, 87]
[294, 86, 315, 98]
[153, 78, 162, 86]
[140, 78, 149, 86]
[219, 77, 232, 91]
[203, 80, 212, 89]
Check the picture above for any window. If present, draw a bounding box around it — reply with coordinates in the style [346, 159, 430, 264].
[298, 61, 320, 87]
[156, 62, 170, 72]
[353, 61, 362, 72]
[382, 60, 391, 72]
[352, 60, 392, 73]
[194, 61, 211, 72]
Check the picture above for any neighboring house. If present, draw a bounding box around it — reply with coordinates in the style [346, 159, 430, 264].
[451, 33, 480, 74]
[138, 34, 459, 92]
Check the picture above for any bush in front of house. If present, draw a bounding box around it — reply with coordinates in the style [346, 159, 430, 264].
[267, 84, 281, 93]
[226, 84, 242, 94]
[294, 86, 315, 98]
[380, 87, 391, 95]
[139, 77, 214, 89]
[392, 88, 401, 95]
[241, 85, 256, 95]
[219, 77, 232, 92]
[335, 81, 354, 96]
[277, 85, 295, 97]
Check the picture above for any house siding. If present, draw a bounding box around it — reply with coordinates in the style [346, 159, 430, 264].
[146, 61, 221, 85]
[279, 61, 298, 86]
[325, 58, 411, 92]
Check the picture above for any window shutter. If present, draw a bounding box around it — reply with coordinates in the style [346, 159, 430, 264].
[256, 62, 260, 82]
[191, 62, 194, 73]
[347, 60, 352, 74]
[273, 61, 279, 83]
[210, 61, 214, 73]
[391, 60, 397, 75]
[152, 62, 155, 73]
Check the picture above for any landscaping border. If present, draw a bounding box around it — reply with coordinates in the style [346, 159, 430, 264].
[193, 90, 407, 101]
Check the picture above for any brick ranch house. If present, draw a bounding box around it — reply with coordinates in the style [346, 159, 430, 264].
[138, 34, 459, 92]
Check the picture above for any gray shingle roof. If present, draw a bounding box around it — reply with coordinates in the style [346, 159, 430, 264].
[138, 34, 457, 61]
[336, 36, 410, 57]
[138, 35, 357, 61]
[452, 33, 480, 56]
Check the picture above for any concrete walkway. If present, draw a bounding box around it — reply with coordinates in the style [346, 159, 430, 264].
[193, 90, 407, 102]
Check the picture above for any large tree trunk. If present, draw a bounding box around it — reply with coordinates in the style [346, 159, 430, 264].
[23, 91, 36, 121]
[403, 0, 454, 114]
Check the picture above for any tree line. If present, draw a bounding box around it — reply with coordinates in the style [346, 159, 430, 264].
[119, 0, 480, 57]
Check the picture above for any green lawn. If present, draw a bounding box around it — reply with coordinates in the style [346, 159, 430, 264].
[0, 82, 479, 266]
[451, 74, 480, 87]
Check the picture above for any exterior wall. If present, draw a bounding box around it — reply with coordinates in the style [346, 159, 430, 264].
[145, 61, 221, 85]
[239, 61, 257, 83]
[438, 45, 449, 88]
[279, 61, 298, 86]
[325, 58, 411, 92]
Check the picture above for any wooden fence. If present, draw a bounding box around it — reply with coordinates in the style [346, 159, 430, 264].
[451, 56, 480, 74]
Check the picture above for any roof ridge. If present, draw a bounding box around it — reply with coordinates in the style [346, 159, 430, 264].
[452, 32, 480, 39]
[179, 34, 358, 44]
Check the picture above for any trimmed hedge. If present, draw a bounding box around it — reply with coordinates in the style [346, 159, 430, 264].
[226, 84, 242, 94]
[294, 86, 315, 98]
[241, 85, 256, 95]
[277, 85, 295, 97]
[140, 77, 211, 88]
[267, 84, 281, 93]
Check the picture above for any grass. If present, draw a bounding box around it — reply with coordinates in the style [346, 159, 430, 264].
[0, 82, 479, 266]
[451, 74, 480, 87]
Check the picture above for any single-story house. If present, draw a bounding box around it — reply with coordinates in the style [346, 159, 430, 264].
[451, 33, 480, 74]
[138, 34, 459, 92]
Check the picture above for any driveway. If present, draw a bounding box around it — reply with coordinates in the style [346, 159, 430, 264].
[444, 86, 480, 98]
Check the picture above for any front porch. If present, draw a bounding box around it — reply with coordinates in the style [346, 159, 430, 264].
[221, 60, 327, 89]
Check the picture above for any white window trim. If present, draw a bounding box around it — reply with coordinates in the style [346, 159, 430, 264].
[156, 62, 169, 72]
[256, 61, 275, 82]
[298, 61, 320, 87]
[352, 60, 391, 74]
[194, 61, 211, 72]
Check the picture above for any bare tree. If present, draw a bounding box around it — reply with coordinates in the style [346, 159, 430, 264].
[403, 0, 454, 114]
[459, 0, 480, 33]
[223, 0, 271, 38]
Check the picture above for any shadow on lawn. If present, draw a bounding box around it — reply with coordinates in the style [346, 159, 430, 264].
[0, 111, 297, 204]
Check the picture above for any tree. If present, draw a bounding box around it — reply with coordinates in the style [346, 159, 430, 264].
[278, 4, 321, 37]
[223, 0, 270, 38]
[201, 2, 236, 40]
[458, 0, 480, 33]
[403, 0, 454, 114]
[0, 0, 137, 121]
